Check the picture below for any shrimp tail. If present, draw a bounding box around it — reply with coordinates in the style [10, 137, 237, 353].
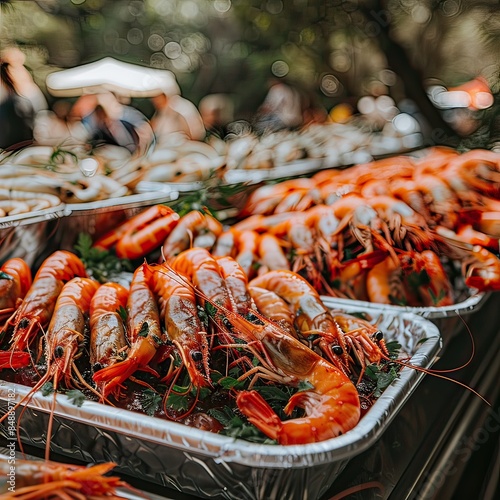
[93, 338, 158, 396]
[93, 358, 141, 395]
[0, 350, 31, 370]
[236, 390, 282, 441]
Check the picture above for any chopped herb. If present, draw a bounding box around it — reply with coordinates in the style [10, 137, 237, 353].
[208, 406, 274, 443]
[218, 376, 246, 390]
[428, 287, 446, 305]
[117, 306, 128, 323]
[385, 340, 402, 358]
[41, 382, 54, 397]
[66, 389, 85, 407]
[137, 322, 149, 338]
[254, 385, 291, 402]
[365, 364, 400, 398]
[74, 233, 133, 283]
[165, 391, 189, 412]
[141, 389, 162, 416]
[416, 337, 429, 345]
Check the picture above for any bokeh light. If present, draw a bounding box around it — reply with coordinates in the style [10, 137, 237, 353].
[271, 60, 289, 78]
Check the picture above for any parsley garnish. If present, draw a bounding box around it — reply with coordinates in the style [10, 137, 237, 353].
[41, 382, 54, 396]
[66, 389, 85, 407]
[74, 233, 133, 283]
[141, 389, 162, 416]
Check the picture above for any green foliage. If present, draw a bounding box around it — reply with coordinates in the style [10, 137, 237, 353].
[74, 233, 133, 283]
[141, 389, 162, 416]
[66, 389, 86, 407]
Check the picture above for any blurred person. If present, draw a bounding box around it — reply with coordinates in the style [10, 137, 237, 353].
[253, 79, 303, 134]
[0, 46, 48, 149]
[151, 89, 206, 143]
[33, 99, 74, 146]
[199, 93, 234, 139]
[69, 92, 153, 154]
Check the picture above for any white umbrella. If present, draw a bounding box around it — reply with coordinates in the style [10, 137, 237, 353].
[45, 57, 180, 98]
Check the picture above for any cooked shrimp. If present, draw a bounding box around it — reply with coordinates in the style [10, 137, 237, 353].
[146, 263, 210, 390]
[0, 258, 32, 322]
[89, 282, 129, 373]
[162, 210, 223, 258]
[249, 270, 349, 370]
[93, 265, 164, 397]
[1, 251, 87, 353]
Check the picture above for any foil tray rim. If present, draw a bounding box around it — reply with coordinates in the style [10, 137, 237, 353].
[320, 292, 488, 319]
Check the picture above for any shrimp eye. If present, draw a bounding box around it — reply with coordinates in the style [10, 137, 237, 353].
[55, 346, 64, 358]
[332, 345, 343, 356]
[93, 362, 102, 372]
[191, 350, 203, 362]
[19, 318, 29, 329]
[374, 331, 384, 341]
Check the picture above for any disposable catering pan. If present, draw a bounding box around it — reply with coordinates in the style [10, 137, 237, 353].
[321, 292, 488, 343]
[0, 305, 441, 500]
[0, 204, 66, 267]
[52, 190, 180, 252]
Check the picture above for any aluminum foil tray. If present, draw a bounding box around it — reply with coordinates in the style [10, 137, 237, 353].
[0, 205, 66, 267]
[0, 305, 440, 500]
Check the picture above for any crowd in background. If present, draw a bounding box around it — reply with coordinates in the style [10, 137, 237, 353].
[1, 46, 330, 154]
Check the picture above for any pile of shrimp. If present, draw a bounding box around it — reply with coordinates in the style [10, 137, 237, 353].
[0, 248, 406, 446]
[88, 186, 500, 307]
[226, 147, 500, 304]
[0, 454, 135, 499]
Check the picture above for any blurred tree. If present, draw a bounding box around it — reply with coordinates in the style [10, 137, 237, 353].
[1, 0, 498, 145]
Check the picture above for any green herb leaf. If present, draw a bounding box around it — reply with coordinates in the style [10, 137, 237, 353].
[137, 322, 149, 338]
[117, 306, 128, 323]
[74, 233, 133, 284]
[66, 389, 85, 407]
[385, 340, 402, 357]
[0, 271, 13, 280]
[142, 389, 162, 416]
[416, 337, 429, 345]
[41, 382, 54, 397]
[165, 391, 189, 412]
[218, 376, 246, 390]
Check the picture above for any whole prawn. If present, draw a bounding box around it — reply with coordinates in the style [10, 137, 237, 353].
[93, 265, 164, 397]
[249, 270, 350, 371]
[400, 250, 454, 307]
[89, 282, 129, 374]
[0, 277, 99, 460]
[114, 206, 180, 259]
[0, 456, 133, 499]
[1, 251, 87, 354]
[462, 245, 500, 292]
[184, 284, 360, 445]
[162, 210, 223, 258]
[93, 204, 176, 251]
[170, 248, 233, 311]
[0, 258, 32, 323]
[215, 255, 255, 315]
[248, 286, 297, 337]
[145, 263, 211, 390]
